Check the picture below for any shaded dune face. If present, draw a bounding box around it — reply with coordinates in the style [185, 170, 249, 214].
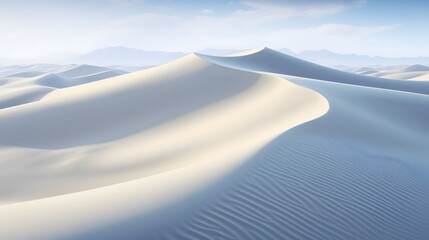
[0, 86, 54, 109]
[153, 78, 429, 240]
[158, 137, 429, 240]
[1, 48, 429, 240]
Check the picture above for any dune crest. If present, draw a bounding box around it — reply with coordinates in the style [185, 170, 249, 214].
[0, 53, 327, 207]
[197, 47, 429, 95]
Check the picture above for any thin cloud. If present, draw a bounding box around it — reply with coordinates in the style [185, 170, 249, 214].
[240, 0, 363, 18]
[108, 0, 145, 5]
[312, 23, 401, 36]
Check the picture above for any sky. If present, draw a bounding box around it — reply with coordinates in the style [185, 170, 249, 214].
[0, 0, 428, 59]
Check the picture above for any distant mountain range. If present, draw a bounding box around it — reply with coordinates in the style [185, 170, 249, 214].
[71, 47, 247, 66]
[285, 49, 429, 67]
[1, 46, 429, 67]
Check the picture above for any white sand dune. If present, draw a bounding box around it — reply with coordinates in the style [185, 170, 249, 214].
[374, 70, 429, 81]
[0, 64, 60, 78]
[0, 53, 326, 199]
[381, 71, 429, 80]
[5, 71, 46, 78]
[0, 64, 127, 109]
[346, 64, 429, 81]
[404, 64, 429, 72]
[0, 86, 54, 109]
[197, 47, 429, 95]
[70, 70, 126, 85]
[357, 69, 379, 75]
[53, 64, 125, 79]
[1, 48, 428, 239]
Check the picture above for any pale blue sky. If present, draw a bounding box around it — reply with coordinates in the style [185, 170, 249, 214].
[0, 0, 428, 58]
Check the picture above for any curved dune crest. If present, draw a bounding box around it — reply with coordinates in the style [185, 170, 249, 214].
[0, 54, 327, 207]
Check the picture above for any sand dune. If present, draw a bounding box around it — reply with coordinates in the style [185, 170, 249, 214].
[411, 73, 429, 81]
[0, 53, 326, 200]
[357, 69, 378, 75]
[0, 64, 57, 78]
[6, 71, 46, 78]
[1, 48, 428, 239]
[378, 72, 426, 80]
[53, 64, 125, 79]
[344, 64, 429, 81]
[197, 47, 429, 95]
[170, 49, 429, 239]
[405, 64, 429, 72]
[0, 86, 54, 109]
[70, 70, 126, 84]
[0, 64, 127, 109]
[377, 71, 429, 81]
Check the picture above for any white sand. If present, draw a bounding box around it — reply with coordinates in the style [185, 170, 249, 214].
[0, 64, 126, 109]
[1, 48, 428, 239]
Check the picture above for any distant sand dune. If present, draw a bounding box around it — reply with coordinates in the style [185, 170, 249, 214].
[197, 47, 429, 95]
[346, 64, 429, 81]
[0, 64, 126, 109]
